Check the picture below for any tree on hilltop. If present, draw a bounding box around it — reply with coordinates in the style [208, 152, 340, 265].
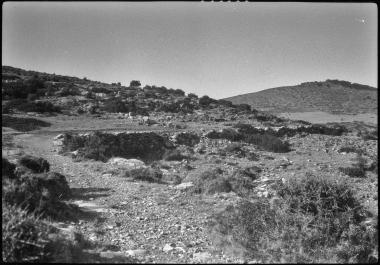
[130, 80, 141, 88]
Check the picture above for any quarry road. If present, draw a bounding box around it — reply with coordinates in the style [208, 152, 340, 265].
[9, 130, 241, 263]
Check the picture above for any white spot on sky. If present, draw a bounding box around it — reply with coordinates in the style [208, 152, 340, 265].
[355, 18, 366, 24]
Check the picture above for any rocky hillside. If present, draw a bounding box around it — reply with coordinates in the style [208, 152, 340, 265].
[2, 66, 378, 263]
[225, 80, 378, 114]
[2, 65, 284, 123]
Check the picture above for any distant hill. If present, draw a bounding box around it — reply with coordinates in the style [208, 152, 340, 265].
[225, 80, 378, 114]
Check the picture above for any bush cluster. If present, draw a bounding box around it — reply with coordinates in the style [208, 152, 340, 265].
[124, 167, 163, 183]
[338, 146, 363, 154]
[19, 155, 50, 173]
[2, 115, 51, 132]
[3, 99, 61, 113]
[162, 149, 187, 161]
[208, 174, 377, 263]
[61, 132, 170, 162]
[3, 172, 71, 218]
[339, 154, 367, 178]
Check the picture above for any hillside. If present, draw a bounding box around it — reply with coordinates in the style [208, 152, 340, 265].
[225, 80, 378, 114]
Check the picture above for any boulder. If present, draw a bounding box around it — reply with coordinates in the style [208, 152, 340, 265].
[54, 134, 65, 140]
[108, 158, 146, 170]
[174, 182, 194, 190]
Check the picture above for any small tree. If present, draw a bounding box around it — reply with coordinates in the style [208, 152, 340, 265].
[130, 80, 141, 88]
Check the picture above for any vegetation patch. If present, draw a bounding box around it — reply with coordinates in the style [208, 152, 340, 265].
[208, 174, 377, 263]
[338, 146, 363, 154]
[2, 203, 94, 263]
[61, 132, 171, 162]
[18, 155, 50, 173]
[124, 167, 163, 183]
[2, 115, 51, 132]
[3, 160, 72, 219]
[162, 149, 187, 161]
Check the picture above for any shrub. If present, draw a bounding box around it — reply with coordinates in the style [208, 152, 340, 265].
[226, 167, 260, 196]
[19, 155, 50, 173]
[190, 168, 232, 194]
[338, 146, 363, 154]
[162, 149, 186, 161]
[61, 132, 169, 162]
[244, 133, 290, 153]
[3, 172, 71, 218]
[2, 203, 56, 262]
[208, 174, 376, 263]
[2, 115, 51, 132]
[339, 167, 366, 178]
[124, 167, 163, 183]
[9, 101, 61, 113]
[360, 129, 378, 140]
[224, 142, 243, 153]
[129, 80, 141, 88]
[102, 98, 129, 113]
[172, 132, 200, 147]
[2, 203, 94, 263]
[2, 158, 16, 179]
[199, 95, 216, 108]
[339, 154, 367, 178]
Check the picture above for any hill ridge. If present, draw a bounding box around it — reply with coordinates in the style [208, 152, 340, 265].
[225, 80, 377, 114]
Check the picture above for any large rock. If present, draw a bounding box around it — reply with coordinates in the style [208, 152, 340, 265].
[108, 157, 146, 170]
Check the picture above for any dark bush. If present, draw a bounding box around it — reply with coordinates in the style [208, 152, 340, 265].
[61, 132, 170, 162]
[244, 133, 291, 153]
[235, 103, 251, 112]
[3, 172, 71, 218]
[8, 101, 61, 113]
[102, 98, 129, 113]
[338, 146, 363, 154]
[2, 203, 95, 263]
[57, 86, 80, 97]
[129, 80, 141, 87]
[172, 132, 200, 147]
[2, 115, 51, 132]
[124, 167, 163, 183]
[339, 167, 366, 178]
[2, 203, 56, 262]
[162, 149, 186, 161]
[339, 154, 367, 178]
[224, 143, 246, 157]
[19, 155, 50, 173]
[208, 174, 376, 263]
[2, 158, 16, 179]
[190, 168, 231, 194]
[226, 168, 260, 196]
[199, 95, 216, 108]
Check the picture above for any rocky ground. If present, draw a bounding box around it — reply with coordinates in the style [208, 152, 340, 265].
[2, 111, 378, 263]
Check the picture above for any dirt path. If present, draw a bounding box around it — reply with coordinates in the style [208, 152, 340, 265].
[11, 131, 244, 263]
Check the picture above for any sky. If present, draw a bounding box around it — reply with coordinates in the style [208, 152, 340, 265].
[2, 2, 377, 99]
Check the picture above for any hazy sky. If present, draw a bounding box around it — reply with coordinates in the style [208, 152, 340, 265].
[2, 2, 377, 99]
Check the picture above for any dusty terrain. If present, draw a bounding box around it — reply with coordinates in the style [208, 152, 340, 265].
[2, 111, 378, 263]
[2, 66, 378, 263]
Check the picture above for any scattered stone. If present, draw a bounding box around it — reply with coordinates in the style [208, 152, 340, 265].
[108, 157, 146, 170]
[193, 251, 212, 262]
[125, 249, 147, 257]
[174, 182, 194, 190]
[163, 243, 176, 252]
